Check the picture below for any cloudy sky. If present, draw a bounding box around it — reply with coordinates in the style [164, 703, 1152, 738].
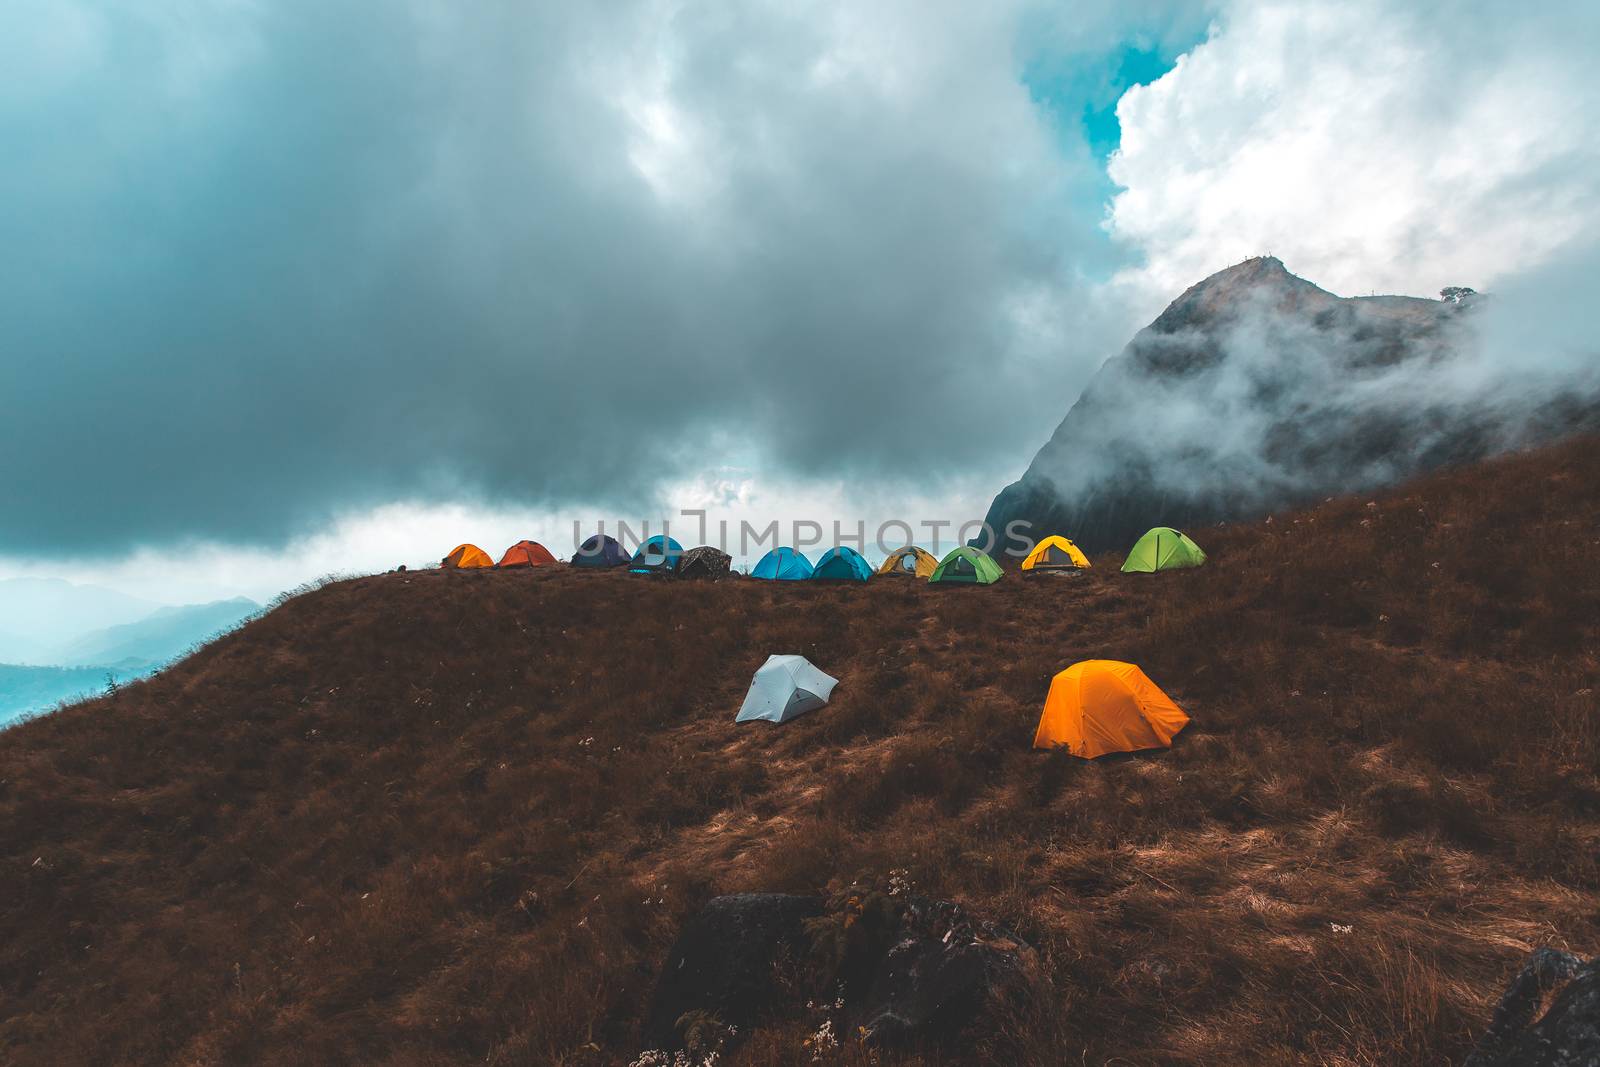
[3, 0, 1597, 603]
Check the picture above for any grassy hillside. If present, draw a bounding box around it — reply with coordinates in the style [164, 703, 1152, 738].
[1, 438, 1597, 1066]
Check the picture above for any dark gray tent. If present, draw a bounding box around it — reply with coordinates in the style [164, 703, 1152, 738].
[679, 546, 733, 580]
[572, 533, 630, 568]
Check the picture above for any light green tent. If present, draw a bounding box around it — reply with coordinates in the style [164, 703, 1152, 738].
[1121, 527, 1206, 573]
[929, 546, 1003, 585]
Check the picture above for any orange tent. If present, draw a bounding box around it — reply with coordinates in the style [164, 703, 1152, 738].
[442, 543, 493, 569]
[497, 540, 557, 568]
[1032, 660, 1189, 758]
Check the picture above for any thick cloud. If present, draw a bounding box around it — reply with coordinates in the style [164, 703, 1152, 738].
[0, 0, 1163, 554]
[1108, 0, 1600, 302]
[12, 0, 1595, 562]
[1101, 0, 1600, 456]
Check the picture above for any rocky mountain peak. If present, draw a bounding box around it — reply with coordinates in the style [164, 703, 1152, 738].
[981, 258, 1595, 556]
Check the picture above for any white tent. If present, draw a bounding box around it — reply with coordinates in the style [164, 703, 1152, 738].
[735, 655, 838, 724]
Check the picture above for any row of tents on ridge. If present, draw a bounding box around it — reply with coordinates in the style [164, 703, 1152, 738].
[442, 527, 1207, 580]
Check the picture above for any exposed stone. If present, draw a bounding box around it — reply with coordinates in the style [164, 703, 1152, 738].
[641, 893, 821, 1049]
[1465, 948, 1600, 1066]
[850, 902, 1038, 1046]
[644, 888, 1039, 1053]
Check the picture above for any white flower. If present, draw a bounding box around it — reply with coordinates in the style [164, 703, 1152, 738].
[804, 1019, 839, 1060]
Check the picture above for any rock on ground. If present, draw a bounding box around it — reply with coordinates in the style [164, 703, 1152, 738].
[642, 889, 1039, 1053]
[850, 896, 1039, 1046]
[641, 893, 822, 1049]
[1465, 948, 1600, 1066]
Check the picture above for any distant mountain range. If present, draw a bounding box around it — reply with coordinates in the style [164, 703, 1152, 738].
[52, 597, 260, 669]
[0, 625, 52, 667]
[983, 256, 1600, 554]
[0, 589, 260, 726]
[0, 577, 156, 660]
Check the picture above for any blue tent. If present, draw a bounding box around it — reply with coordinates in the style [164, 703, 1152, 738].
[751, 547, 814, 580]
[629, 535, 684, 574]
[811, 546, 872, 582]
[572, 533, 630, 568]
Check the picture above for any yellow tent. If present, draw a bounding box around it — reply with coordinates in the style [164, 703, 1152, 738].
[877, 545, 938, 578]
[1020, 535, 1090, 571]
[1032, 660, 1189, 757]
[442, 543, 493, 569]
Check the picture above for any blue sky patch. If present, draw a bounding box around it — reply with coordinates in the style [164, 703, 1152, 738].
[1021, 31, 1207, 163]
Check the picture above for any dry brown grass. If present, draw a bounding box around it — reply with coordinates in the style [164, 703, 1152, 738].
[2, 437, 1598, 1065]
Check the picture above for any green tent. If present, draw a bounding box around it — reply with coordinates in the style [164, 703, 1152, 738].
[929, 546, 1003, 585]
[1121, 527, 1206, 573]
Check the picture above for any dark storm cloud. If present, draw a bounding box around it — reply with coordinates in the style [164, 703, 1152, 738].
[0, 1, 1149, 553]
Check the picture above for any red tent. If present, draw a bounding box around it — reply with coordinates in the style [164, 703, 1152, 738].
[497, 540, 558, 567]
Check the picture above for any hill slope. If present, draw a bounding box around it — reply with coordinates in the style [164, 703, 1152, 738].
[983, 257, 1599, 553]
[2, 439, 1598, 1065]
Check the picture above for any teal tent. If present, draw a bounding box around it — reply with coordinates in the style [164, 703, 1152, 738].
[629, 535, 683, 574]
[752, 547, 814, 580]
[811, 546, 872, 582]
